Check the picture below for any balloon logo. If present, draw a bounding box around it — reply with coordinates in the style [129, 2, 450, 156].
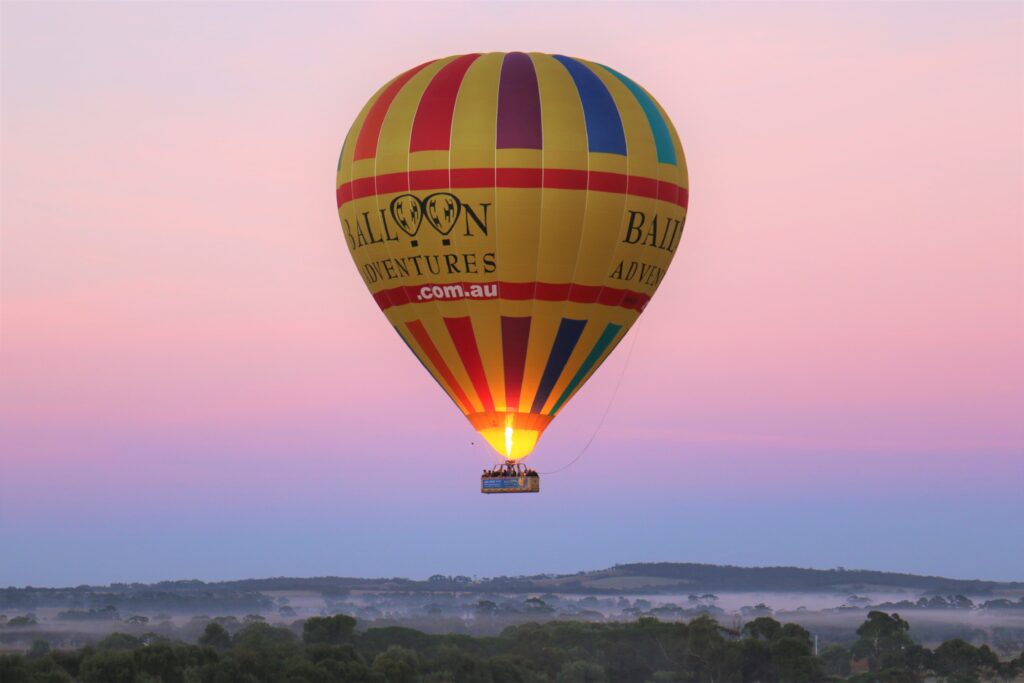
[423, 193, 462, 236]
[336, 52, 689, 461]
[389, 194, 423, 237]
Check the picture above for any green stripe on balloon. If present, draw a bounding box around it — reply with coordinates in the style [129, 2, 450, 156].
[598, 64, 677, 165]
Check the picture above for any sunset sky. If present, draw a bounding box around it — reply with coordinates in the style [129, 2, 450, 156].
[2, 1, 1021, 587]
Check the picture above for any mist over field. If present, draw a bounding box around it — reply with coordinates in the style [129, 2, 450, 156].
[3, 564, 1023, 655]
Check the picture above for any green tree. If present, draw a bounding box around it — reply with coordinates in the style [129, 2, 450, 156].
[820, 644, 851, 676]
[428, 644, 491, 683]
[684, 615, 743, 683]
[304, 643, 371, 681]
[488, 655, 535, 683]
[737, 638, 772, 681]
[779, 622, 813, 649]
[302, 614, 357, 645]
[231, 622, 297, 649]
[852, 611, 914, 670]
[933, 638, 983, 682]
[993, 653, 1021, 682]
[78, 650, 138, 683]
[49, 649, 86, 679]
[769, 636, 821, 683]
[742, 616, 782, 642]
[198, 622, 232, 649]
[867, 669, 922, 683]
[0, 655, 30, 683]
[133, 643, 184, 683]
[600, 641, 652, 682]
[975, 644, 1001, 680]
[27, 664, 74, 683]
[280, 656, 332, 683]
[557, 660, 607, 682]
[371, 645, 419, 683]
[27, 640, 51, 659]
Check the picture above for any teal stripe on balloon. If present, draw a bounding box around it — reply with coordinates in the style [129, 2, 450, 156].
[599, 65, 677, 165]
[550, 322, 623, 415]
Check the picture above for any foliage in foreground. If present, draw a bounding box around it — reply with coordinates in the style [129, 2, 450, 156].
[0, 611, 1022, 682]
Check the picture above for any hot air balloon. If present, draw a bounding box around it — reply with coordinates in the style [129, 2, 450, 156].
[335, 52, 688, 492]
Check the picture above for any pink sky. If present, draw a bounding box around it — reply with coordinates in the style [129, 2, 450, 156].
[1, 2, 1021, 585]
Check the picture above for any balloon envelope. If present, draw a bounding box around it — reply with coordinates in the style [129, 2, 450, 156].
[336, 52, 688, 460]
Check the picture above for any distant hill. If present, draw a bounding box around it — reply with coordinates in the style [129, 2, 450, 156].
[571, 563, 1023, 595]
[3, 563, 1021, 612]
[207, 563, 1022, 596]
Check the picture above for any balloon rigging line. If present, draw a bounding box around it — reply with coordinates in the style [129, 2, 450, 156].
[539, 316, 644, 476]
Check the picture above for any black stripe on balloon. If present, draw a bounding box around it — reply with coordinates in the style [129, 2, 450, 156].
[531, 318, 587, 414]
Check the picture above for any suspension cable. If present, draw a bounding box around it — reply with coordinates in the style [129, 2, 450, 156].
[539, 317, 644, 475]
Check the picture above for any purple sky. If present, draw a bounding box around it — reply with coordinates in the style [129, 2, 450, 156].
[1, 1, 1021, 586]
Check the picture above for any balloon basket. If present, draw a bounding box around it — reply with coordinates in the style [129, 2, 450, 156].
[480, 461, 540, 494]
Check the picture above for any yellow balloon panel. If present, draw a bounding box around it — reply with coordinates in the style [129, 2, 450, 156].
[336, 52, 689, 460]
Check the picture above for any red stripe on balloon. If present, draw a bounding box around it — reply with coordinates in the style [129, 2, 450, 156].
[504, 281, 653, 311]
[410, 54, 481, 153]
[500, 316, 531, 412]
[371, 281, 651, 312]
[337, 168, 688, 209]
[443, 317, 495, 413]
[405, 320, 474, 414]
[354, 60, 435, 161]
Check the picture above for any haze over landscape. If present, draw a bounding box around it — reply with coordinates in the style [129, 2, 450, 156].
[2, 563, 1023, 677]
[3, 563, 1023, 645]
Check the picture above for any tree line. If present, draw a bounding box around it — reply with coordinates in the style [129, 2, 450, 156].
[1, 611, 1022, 682]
